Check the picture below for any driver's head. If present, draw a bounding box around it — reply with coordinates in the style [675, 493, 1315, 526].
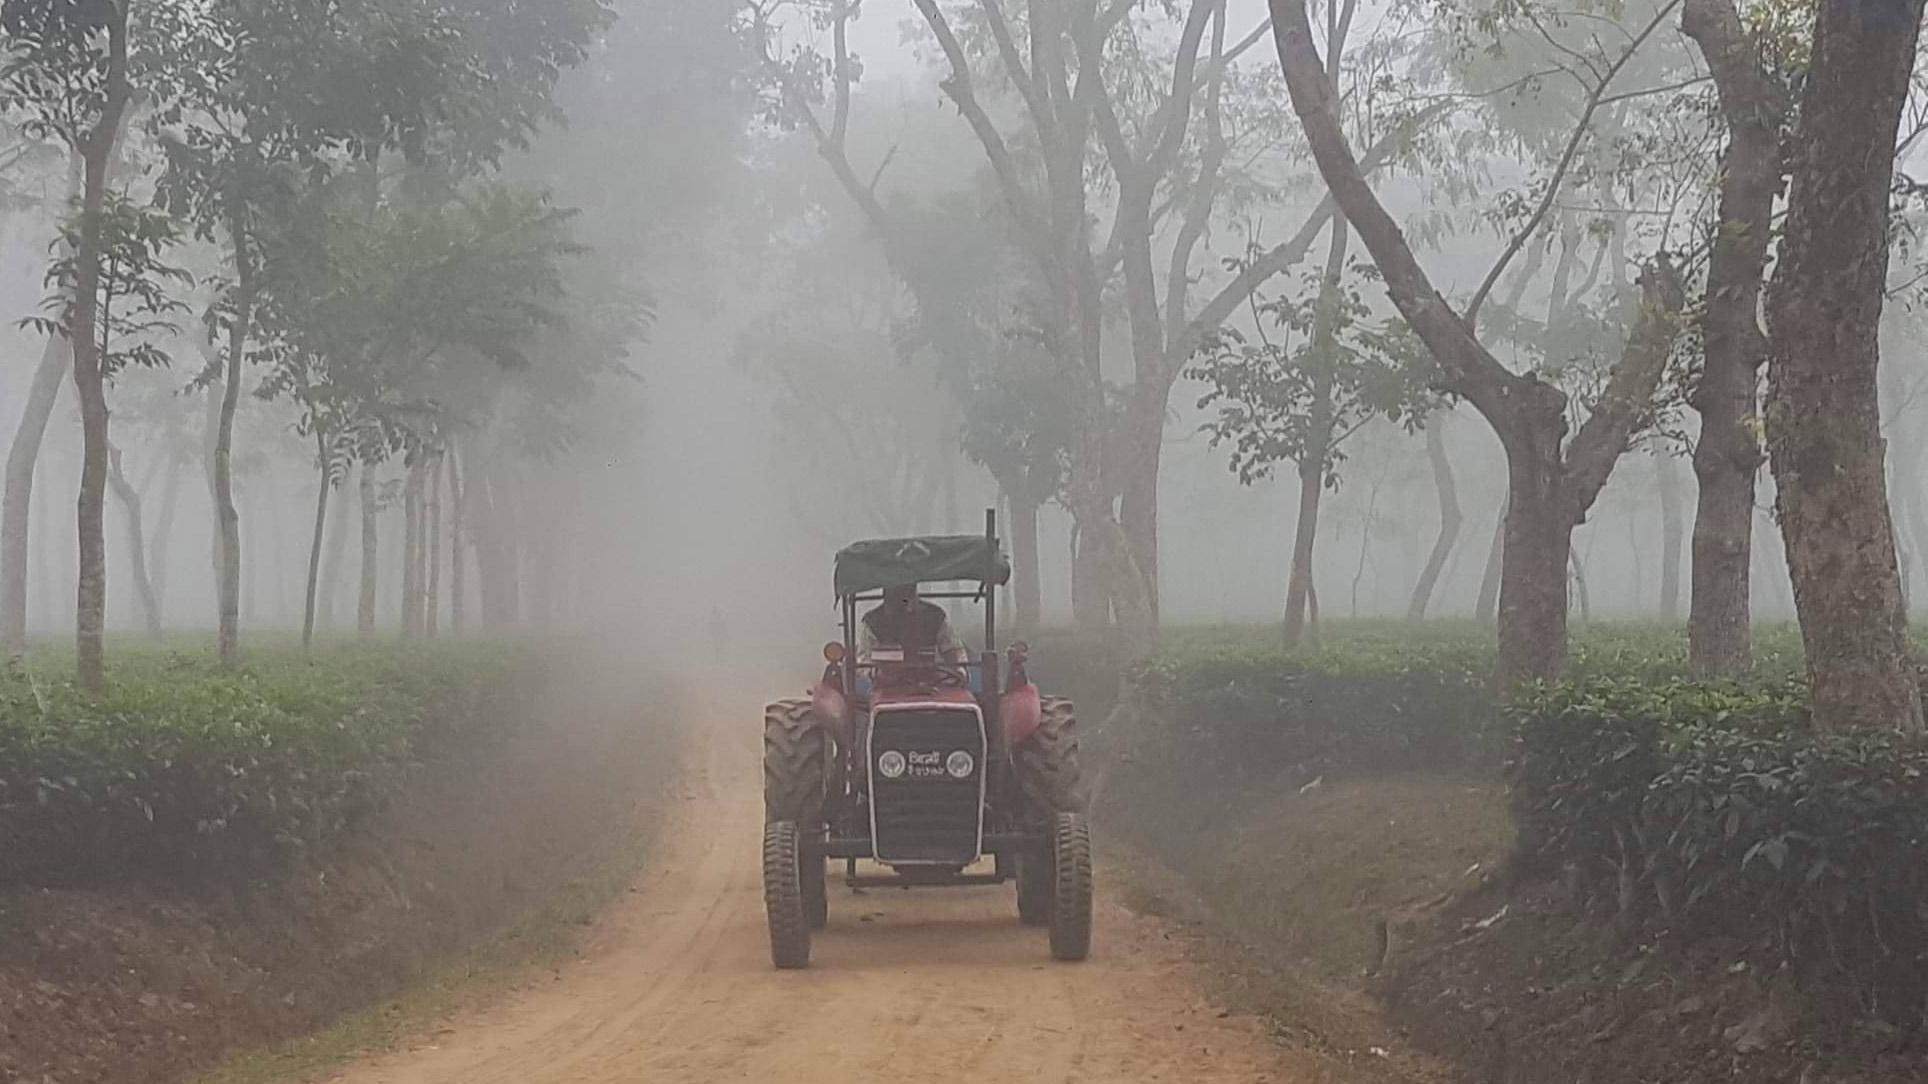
[883, 584, 918, 611]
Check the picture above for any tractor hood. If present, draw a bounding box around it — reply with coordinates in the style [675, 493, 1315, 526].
[834, 536, 1011, 597]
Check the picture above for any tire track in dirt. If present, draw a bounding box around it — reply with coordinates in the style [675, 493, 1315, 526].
[318, 692, 1310, 1084]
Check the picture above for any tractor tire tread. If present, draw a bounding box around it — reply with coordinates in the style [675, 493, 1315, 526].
[764, 820, 812, 969]
[1049, 811, 1093, 962]
[1015, 696, 1087, 822]
[764, 699, 826, 829]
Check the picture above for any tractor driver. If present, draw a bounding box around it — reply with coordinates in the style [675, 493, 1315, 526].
[859, 585, 968, 671]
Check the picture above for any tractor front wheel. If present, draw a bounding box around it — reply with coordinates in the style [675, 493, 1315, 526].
[763, 820, 812, 969]
[1048, 811, 1093, 962]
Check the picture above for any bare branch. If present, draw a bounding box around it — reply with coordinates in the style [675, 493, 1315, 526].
[980, 0, 1056, 139]
[1167, 4, 1230, 343]
[1597, 72, 1712, 108]
[1169, 101, 1454, 380]
[1465, 0, 1685, 325]
[1563, 257, 1688, 503]
[912, 0, 1052, 255]
[831, 0, 851, 147]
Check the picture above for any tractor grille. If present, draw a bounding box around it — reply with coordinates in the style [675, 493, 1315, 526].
[869, 707, 985, 865]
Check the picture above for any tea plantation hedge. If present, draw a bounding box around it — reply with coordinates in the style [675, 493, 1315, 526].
[0, 641, 532, 886]
[1109, 622, 1928, 1021]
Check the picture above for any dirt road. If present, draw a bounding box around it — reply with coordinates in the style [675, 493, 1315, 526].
[319, 697, 1305, 1084]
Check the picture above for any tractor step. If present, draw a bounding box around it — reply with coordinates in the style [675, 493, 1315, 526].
[843, 872, 1008, 889]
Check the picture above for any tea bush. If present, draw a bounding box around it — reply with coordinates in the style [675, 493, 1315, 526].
[1126, 638, 1501, 778]
[1107, 621, 1928, 1020]
[1511, 676, 1928, 1019]
[0, 641, 534, 885]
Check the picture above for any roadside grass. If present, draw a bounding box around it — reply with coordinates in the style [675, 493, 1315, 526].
[193, 820, 665, 1084]
[1103, 838, 1458, 1084]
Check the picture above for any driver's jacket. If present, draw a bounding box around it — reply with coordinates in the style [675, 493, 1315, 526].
[858, 599, 967, 666]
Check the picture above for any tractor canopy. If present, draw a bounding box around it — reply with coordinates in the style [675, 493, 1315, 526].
[834, 535, 1012, 597]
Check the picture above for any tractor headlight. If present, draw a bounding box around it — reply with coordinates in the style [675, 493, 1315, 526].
[877, 750, 907, 779]
[945, 750, 976, 780]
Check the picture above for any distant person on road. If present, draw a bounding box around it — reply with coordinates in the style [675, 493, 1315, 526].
[859, 585, 967, 669]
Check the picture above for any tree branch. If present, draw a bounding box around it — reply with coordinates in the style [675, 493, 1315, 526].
[1465, 0, 1685, 325]
[980, 0, 1056, 141]
[831, 0, 852, 147]
[1166, 4, 1230, 344]
[1272, 0, 1519, 413]
[1168, 101, 1453, 381]
[913, 0, 1053, 261]
[1562, 257, 1687, 505]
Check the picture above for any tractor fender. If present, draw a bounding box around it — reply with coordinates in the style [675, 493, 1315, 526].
[1002, 681, 1043, 748]
[811, 681, 852, 743]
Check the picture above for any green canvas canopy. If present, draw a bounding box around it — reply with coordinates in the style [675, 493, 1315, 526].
[834, 535, 1012, 597]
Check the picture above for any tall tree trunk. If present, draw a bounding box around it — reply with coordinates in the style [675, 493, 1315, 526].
[1, 336, 73, 657]
[1498, 472, 1574, 681]
[1682, 0, 1782, 673]
[1904, 445, 1928, 610]
[1569, 545, 1591, 624]
[1286, 216, 1348, 646]
[71, 10, 132, 690]
[1070, 520, 1105, 633]
[1656, 452, 1685, 621]
[3, 148, 89, 657]
[1351, 477, 1384, 618]
[1763, 0, 1926, 733]
[447, 449, 466, 635]
[1494, 414, 1582, 685]
[316, 463, 349, 631]
[1010, 496, 1042, 637]
[1271, 0, 1683, 686]
[149, 451, 181, 620]
[1284, 458, 1325, 647]
[400, 461, 423, 638]
[426, 455, 441, 639]
[201, 373, 222, 586]
[1117, 429, 1161, 634]
[301, 437, 330, 648]
[1408, 411, 1462, 620]
[213, 221, 253, 667]
[1476, 503, 1504, 624]
[357, 464, 378, 636]
[106, 448, 162, 638]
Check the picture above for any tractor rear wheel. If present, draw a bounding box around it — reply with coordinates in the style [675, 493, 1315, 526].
[1048, 811, 1093, 962]
[1014, 697, 1086, 820]
[763, 820, 812, 969]
[764, 698, 826, 828]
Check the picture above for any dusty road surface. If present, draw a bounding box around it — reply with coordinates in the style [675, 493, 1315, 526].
[319, 694, 1306, 1084]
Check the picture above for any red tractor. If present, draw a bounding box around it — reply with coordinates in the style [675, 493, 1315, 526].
[762, 513, 1091, 969]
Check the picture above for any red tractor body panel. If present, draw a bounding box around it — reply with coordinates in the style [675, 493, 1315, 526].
[1001, 680, 1042, 748]
[811, 677, 851, 744]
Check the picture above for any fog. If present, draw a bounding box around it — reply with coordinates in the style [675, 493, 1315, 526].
[9, 0, 1916, 674]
